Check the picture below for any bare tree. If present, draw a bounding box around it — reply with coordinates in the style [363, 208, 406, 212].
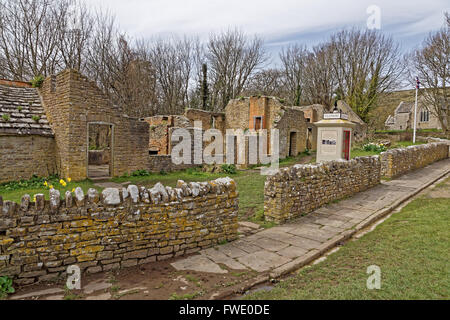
[56, 0, 93, 72]
[242, 68, 286, 98]
[302, 43, 337, 108]
[0, 0, 71, 80]
[206, 29, 268, 110]
[409, 19, 449, 132]
[83, 12, 158, 117]
[148, 36, 200, 115]
[279, 44, 308, 105]
[84, 10, 120, 94]
[329, 29, 403, 122]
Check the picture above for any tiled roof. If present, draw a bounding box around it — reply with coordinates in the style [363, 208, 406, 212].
[0, 82, 53, 136]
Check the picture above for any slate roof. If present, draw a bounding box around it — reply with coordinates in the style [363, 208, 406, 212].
[395, 101, 414, 114]
[0, 81, 53, 136]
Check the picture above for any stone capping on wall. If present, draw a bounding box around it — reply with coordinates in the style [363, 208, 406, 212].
[380, 142, 449, 178]
[0, 177, 238, 285]
[264, 156, 381, 223]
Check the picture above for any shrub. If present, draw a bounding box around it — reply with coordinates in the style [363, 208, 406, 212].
[131, 170, 151, 177]
[0, 276, 15, 299]
[17, 106, 23, 112]
[221, 164, 237, 175]
[31, 75, 44, 88]
[363, 142, 387, 153]
[2, 114, 10, 122]
[32, 115, 40, 122]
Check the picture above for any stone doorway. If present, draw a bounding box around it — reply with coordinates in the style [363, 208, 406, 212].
[87, 123, 114, 180]
[289, 131, 297, 157]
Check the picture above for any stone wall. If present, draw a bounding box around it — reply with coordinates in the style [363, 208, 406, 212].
[40, 70, 149, 181]
[380, 142, 449, 178]
[264, 157, 381, 223]
[148, 155, 198, 173]
[273, 107, 307, 158]
[374, 131, 413, 142]
[0, 177, 238, 285]
[0, 135, 57, 183]
[88, 150, 111, 166]
[185, 109, 226, 132]
[146, 115, 191, 155]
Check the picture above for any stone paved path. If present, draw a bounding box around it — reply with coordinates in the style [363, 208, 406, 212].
[172, 159, 450, 278]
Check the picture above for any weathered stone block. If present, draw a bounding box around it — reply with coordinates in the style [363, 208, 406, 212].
[49, 188, 61, 213]
[74, 188, 85, 207]
[102, 188, 121, 205]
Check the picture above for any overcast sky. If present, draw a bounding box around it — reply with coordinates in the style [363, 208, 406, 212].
[88, 0, 449, 64]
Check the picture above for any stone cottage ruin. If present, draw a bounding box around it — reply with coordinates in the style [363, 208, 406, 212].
[145, 96, 310, 168]
[0, 70, 149, 183]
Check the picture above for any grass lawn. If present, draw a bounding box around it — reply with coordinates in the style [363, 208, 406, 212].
[351, 140, 426, 159]
[0, 153, 312, 226]
[246, 192, 450, 299]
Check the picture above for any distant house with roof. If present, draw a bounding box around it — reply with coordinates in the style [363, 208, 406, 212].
[385, 98, 443, 131]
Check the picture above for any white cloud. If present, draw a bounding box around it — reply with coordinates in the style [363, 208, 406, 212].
[86, 0, 449, 47]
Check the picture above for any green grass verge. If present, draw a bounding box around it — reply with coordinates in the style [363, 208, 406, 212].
[246, 196, 450, 300]
[0, 168, 268, 224]
[0, 180, 99, 204]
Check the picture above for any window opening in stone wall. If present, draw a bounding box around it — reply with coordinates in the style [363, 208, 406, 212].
[254, 116, 263, 130]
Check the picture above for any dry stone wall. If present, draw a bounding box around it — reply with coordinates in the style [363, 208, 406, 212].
[264, 157, 381, 223]
[0, 178, 238, 285]
[380, 142, 448, 178]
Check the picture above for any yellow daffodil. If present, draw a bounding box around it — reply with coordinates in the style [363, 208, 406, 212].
[49, 185, 54, 189]
[72, 188, 75, 193]
[33, 196, 37, 202]
[67, 178, 72, 183]
[44, 181, 48, 187]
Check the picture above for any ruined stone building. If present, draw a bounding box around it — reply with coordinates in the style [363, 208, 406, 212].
[146, 96, 309, 168]
[0, 70, 150, 183]
[385, 98, 446, 131]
